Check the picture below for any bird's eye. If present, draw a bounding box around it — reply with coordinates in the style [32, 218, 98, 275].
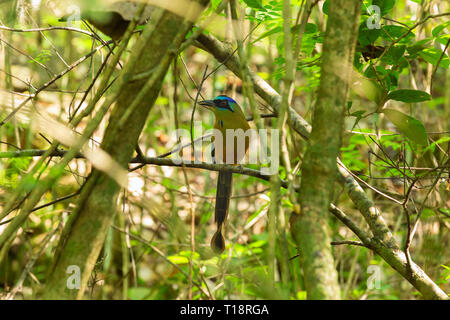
[214, 100, 229, 109]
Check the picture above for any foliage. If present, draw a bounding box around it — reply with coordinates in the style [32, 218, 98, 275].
[0, 0, 448, 300]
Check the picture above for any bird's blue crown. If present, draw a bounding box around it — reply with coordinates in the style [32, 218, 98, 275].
[213, 95, 236, 111]
[215, 95, 237, 104]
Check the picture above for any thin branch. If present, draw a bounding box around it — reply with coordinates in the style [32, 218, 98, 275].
[430, 37, 450, 93]
[331, 240, 369, 248]
[0, 25, 96, 38]
[0, 40, 113, 127]
[0, 148, 292, 189]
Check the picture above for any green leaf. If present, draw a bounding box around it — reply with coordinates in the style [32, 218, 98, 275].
[300, 33, 316, 55]
[423, 136, 450, 153]
[322, 0, 329, 15]
[358, 22, 381, 46]
[387, 89, 431, 103]
[249, 240, 267, 248]
[432, 21, 450, 37]
[351, 110, 366, 117]
[406, 38, 432, 55]
[167, 255, 189, 264]
[381, 44, 406, 64]
[243, 0, 265, 10]
[351, 72, 386, 105]
[252, 26, 282, 43]
[291, 22, 318, 35]
[372, 0, 396, 15]
[305, 23, 318, 34]
[179, 250, 200, 260]
[418, 48, 450, 69]
[350, 110, 366, 130]
[436, 34, 450, 46]
[382, 108, 428, 146]
[381, 25, 414, 41]
[211, 0, 222, 10]
[420, 208, 434, 220]
[386, 71, 399, 90]
[347, 101, 353, 112]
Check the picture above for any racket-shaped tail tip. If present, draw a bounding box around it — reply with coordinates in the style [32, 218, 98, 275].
[211, 228, 225, 254]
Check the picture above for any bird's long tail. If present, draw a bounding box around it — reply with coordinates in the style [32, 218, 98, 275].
[211, 170, 232, 253]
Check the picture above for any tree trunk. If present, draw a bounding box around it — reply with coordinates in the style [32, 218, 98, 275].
[40, 3, 207, 299]
[290, 0, 362, 299]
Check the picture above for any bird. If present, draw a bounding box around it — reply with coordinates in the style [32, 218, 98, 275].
[199, 95, 250, 253]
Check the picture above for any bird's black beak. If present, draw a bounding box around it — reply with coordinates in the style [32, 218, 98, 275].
[198, 100, 215, 110]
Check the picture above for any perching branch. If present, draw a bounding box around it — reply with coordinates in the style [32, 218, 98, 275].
[0, 148, 291, 189]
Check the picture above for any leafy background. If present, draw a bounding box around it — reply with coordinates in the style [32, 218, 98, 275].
[0, 0, 448, 299]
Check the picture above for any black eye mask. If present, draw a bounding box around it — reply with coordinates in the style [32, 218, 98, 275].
[213, 99, 234, 111]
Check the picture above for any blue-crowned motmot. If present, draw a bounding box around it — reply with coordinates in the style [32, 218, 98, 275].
[199, 95, 250, 253]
